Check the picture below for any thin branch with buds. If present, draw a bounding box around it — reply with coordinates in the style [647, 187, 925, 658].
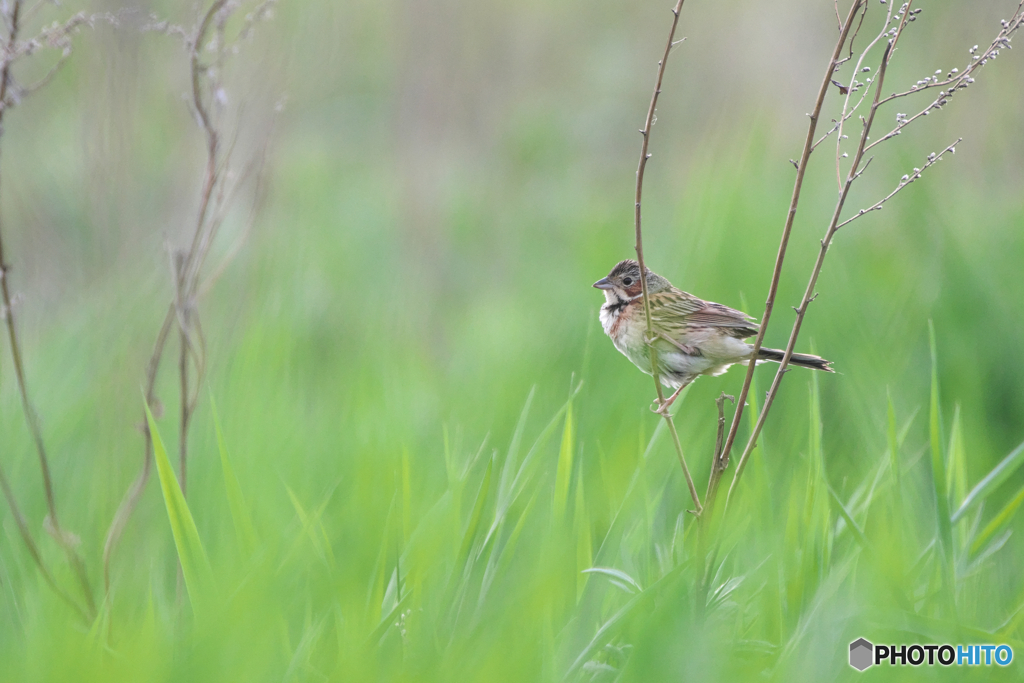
[633, 0, 702, 516]
[836, 140, 959, 230]
[866, 9, 1022, 153]
[702, 0, 1024, 518]
[703, 0, 866, 517]
[723, 0, 1024, 511]
[725, 5, 911, 509]
[726, 29, 901, 508]
[834, 1, 898, 191]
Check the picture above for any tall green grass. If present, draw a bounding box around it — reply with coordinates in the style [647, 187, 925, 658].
[5, 326, 1024, 680]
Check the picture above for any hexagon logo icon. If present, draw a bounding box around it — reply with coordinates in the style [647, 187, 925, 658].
[849, 638, 874, 671]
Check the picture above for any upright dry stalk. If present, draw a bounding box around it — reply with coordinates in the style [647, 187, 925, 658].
[102, 0, 276, 600]
[633, 0, 701, 515]
[0, 0, 96, 621]
[702, 0, 865, 517]
[727, 11, 903, 508]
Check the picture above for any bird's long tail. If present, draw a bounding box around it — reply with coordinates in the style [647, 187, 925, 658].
[757, 346, 834, 372]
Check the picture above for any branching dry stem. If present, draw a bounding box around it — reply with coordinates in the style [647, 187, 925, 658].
[726, 3, 914, 511]
[705, 0, 866, 517]
[721, 0, 1024, 512]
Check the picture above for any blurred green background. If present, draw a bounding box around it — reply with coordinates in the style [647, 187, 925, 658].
[2, 0, 1023, 680]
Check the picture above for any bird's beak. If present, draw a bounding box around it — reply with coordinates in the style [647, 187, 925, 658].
[593, 277, 614, 290]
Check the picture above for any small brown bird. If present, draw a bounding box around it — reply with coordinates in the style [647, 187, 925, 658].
[594, 259, 833, 412]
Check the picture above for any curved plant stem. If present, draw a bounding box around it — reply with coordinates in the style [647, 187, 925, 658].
[634, 0, 701, 515]
[0, 0, 96, 621]
[102, 303, 175, 597]
[0, 465, 90, 624]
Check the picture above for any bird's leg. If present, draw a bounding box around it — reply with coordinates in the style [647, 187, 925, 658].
[655, 380, 691, 416]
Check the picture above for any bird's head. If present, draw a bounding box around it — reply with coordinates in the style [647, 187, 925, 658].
[593, 259, 670, 302]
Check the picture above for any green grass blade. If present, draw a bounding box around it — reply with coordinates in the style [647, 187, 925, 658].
[482, 390, 537, 551]
[807, 370, 832, 570]
[951, 440, 1024, 524]
[284, 485, 337, 570]
[498, 387, 535, 502]
[363, 590, 411, 650]
[808, 374, 822, 478]
[999, 592, 1024, 640]
[145, 402, 214, 616]
[458, 454, 494, 566]
[928, 322, 948, 469]
[365, 493, 397, 626]
[564, 561, 688, 679]
[581, 567, 642, 594]
[927, 322, 955, 613]
[591, 419, 666, 568]
[401, 447, 412, 544]
[970, 482, 1024, 557]
[279, 482, 335, 562]
[887, 389, 900, 492]
[283, 615, 328, 681]
[504, 381, 583, 522]
[211, 397, 258, 558]
[825, 484, 870, 552]
[552, 383, 575, 523]
[443, 424, 454, 488]
[491, 488, 540, 581]
[745, 371, 773, 522]
[947, 405, 967, 503]
[574, 461, 591, 601]
[947, 406, 968, 549]
[886, 389, 905, 574]
[86, 599, 110, 650]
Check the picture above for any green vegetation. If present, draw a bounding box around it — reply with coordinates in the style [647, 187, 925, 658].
[2, 1, 1024, 680]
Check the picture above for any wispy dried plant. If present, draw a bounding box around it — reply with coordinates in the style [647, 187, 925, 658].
[0, 0, 109, 625]
[102, 0, 277, 602]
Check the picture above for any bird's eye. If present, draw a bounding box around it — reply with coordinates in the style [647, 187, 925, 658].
[622, 277, 633, 286]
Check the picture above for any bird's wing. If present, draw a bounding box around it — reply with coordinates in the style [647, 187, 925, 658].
[686, 301, 758, 329]
[650, 289, 759, 338]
